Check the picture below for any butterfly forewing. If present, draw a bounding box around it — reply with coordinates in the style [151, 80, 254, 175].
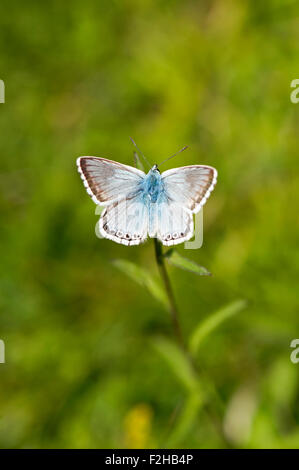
[77, 157, 145, 205]
[162, 165, 217, 214]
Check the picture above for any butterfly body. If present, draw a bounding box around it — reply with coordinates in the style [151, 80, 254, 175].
[77, 156, 217, 246]
[141, 165, 163, 203]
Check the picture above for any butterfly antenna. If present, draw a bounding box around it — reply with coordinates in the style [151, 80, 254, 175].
[130, 137, 151, 168]
[159, 145, 189, 167]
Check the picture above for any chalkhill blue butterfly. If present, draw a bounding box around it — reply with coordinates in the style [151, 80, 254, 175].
[77, 145, 217, 246]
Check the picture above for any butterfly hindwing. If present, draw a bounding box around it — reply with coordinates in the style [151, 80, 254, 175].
[153, 200, 194, 246]
[99, 195, 148, 246]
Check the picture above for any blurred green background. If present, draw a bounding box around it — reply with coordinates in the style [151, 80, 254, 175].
[0, 0, 299, 449]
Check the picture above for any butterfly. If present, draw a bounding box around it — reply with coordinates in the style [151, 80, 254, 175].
[77, 154, 217, 246]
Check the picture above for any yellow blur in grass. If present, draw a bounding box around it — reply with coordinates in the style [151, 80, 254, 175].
[123, 404, 153, 449]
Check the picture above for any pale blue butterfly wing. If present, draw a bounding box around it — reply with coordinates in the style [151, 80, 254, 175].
[149, 200, 194, 246]
[162, 165, 217, 213]
[77, 157, 217, 246]
[144, 165, 217, 246]
[99, 197, 149, 245]
[77, 157, 148, 245]
[77, 157, 145, 205]
[156, 165, 217, 245]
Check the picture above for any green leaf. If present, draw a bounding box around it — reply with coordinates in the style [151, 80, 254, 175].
[152, 336, 200, 393]
[164, 249, 211, 276]
[166, 393, 202, 447]
[112, 259, 168, 308]
[189, 299, 247, 355]
[133, 151, 144, 171]
[94, 205, 104, 216]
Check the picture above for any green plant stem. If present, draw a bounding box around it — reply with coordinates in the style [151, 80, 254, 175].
[154, 238, 185, 349]
[154, 239, 232, 447]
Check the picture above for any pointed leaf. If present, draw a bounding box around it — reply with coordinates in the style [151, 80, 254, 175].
[189, 299, 247, 355]
[133, 151, 144, 171]
[94, 205, 105, 219]
[164, 249, 211, 276]
[152, 336, 199, 392]
[166, 393, 202, 447]
[112, 259, 168, 307]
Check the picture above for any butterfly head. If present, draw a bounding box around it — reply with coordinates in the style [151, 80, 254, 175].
[151, 164, 160, 173]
